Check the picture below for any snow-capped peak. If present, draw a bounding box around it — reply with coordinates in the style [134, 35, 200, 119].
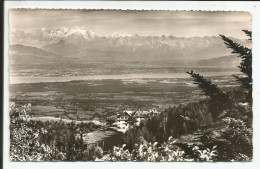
[103, 32, 133, 38]
[46, 26, 97, 40]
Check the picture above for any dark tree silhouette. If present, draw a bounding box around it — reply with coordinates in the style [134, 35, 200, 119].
[186, 70, 231, 120]
[186, 71, 224, 99]
[242, 30, 252, 40]
[220, 31, 252, 105]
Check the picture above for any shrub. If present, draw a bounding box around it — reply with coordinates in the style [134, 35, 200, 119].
[82, 144, 103, 161]
[10, 102, 57, 161]
[103, 136, 217, 162]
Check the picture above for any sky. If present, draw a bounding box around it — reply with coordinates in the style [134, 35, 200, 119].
[9, 9, 252, 38]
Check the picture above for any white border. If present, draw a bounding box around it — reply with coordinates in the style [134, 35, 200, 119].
[3, 1, 260, 169]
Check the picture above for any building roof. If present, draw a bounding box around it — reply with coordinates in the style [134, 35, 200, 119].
[117, 111, 131, 118]
[133, 110, 149, 118]
[123, 110, 134, 116]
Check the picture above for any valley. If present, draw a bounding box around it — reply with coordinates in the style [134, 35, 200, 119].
[10, 72, 240, 122]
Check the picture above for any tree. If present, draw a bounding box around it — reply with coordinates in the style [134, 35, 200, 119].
[186, 71, 226, 99]
[82, 144, 103, 161]
[9, 103, 57, 161]
[197, 30, 253, 161]
[220, 31, 252, 105]
[186, 71, 231, 120]
[182, 122, 188, 135]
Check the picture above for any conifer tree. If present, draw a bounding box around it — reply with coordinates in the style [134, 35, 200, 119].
[187, 30, 252, 120]
[186, 70, 231, 120]
[186, 71, 226, 99]
[242, 30, 252, 40]
[220, 31, 252, 104]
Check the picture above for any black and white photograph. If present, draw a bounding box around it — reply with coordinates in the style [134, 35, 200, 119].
[8, 8, 253, 162]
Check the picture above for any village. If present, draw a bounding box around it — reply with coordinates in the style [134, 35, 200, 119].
[107, 109, 161, 133]
[18, 101, 162, 134]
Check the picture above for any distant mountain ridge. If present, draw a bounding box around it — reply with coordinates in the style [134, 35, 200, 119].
[10, 27, 251, 47]
[9, 27, 251, 66]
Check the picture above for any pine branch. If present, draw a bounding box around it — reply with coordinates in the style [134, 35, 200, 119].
[186, 71, 224, 98]
[187, 71, 231, 120]
[233, 75, 252, 89]
[219, 34, 252, 86]
[242, 30, 252, 40]
[219, 35, 252, 60]
[220, 30, 252, 105]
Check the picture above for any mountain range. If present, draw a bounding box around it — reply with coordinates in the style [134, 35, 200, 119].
[9, 27, 251, 66]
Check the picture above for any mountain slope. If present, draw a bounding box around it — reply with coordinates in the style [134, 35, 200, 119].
[42, 40, 82, 58]
[193, 55, 241, 67]
[9, 44, 75, 65]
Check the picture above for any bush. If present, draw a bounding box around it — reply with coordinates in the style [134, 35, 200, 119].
[103, 136, 217, 162]
[82, 144, 103, 161]
[10, 102, 57, 161]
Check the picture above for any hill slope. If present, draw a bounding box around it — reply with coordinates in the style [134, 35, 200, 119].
[9, 44, 75, 65]
[42, 40, 82, 58]
[193, 55, 240, 67]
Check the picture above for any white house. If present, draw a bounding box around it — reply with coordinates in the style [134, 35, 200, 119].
[112, 109, 161, 131]
[116, 111, 131, 131]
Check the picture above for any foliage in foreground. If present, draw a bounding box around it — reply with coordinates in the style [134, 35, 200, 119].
[10, 102, 59, 161]
[10, 101, 252, 162]
[105, 115, 252, 162]
[9, 102, 103, 161]
[103, 136, 217, 162]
